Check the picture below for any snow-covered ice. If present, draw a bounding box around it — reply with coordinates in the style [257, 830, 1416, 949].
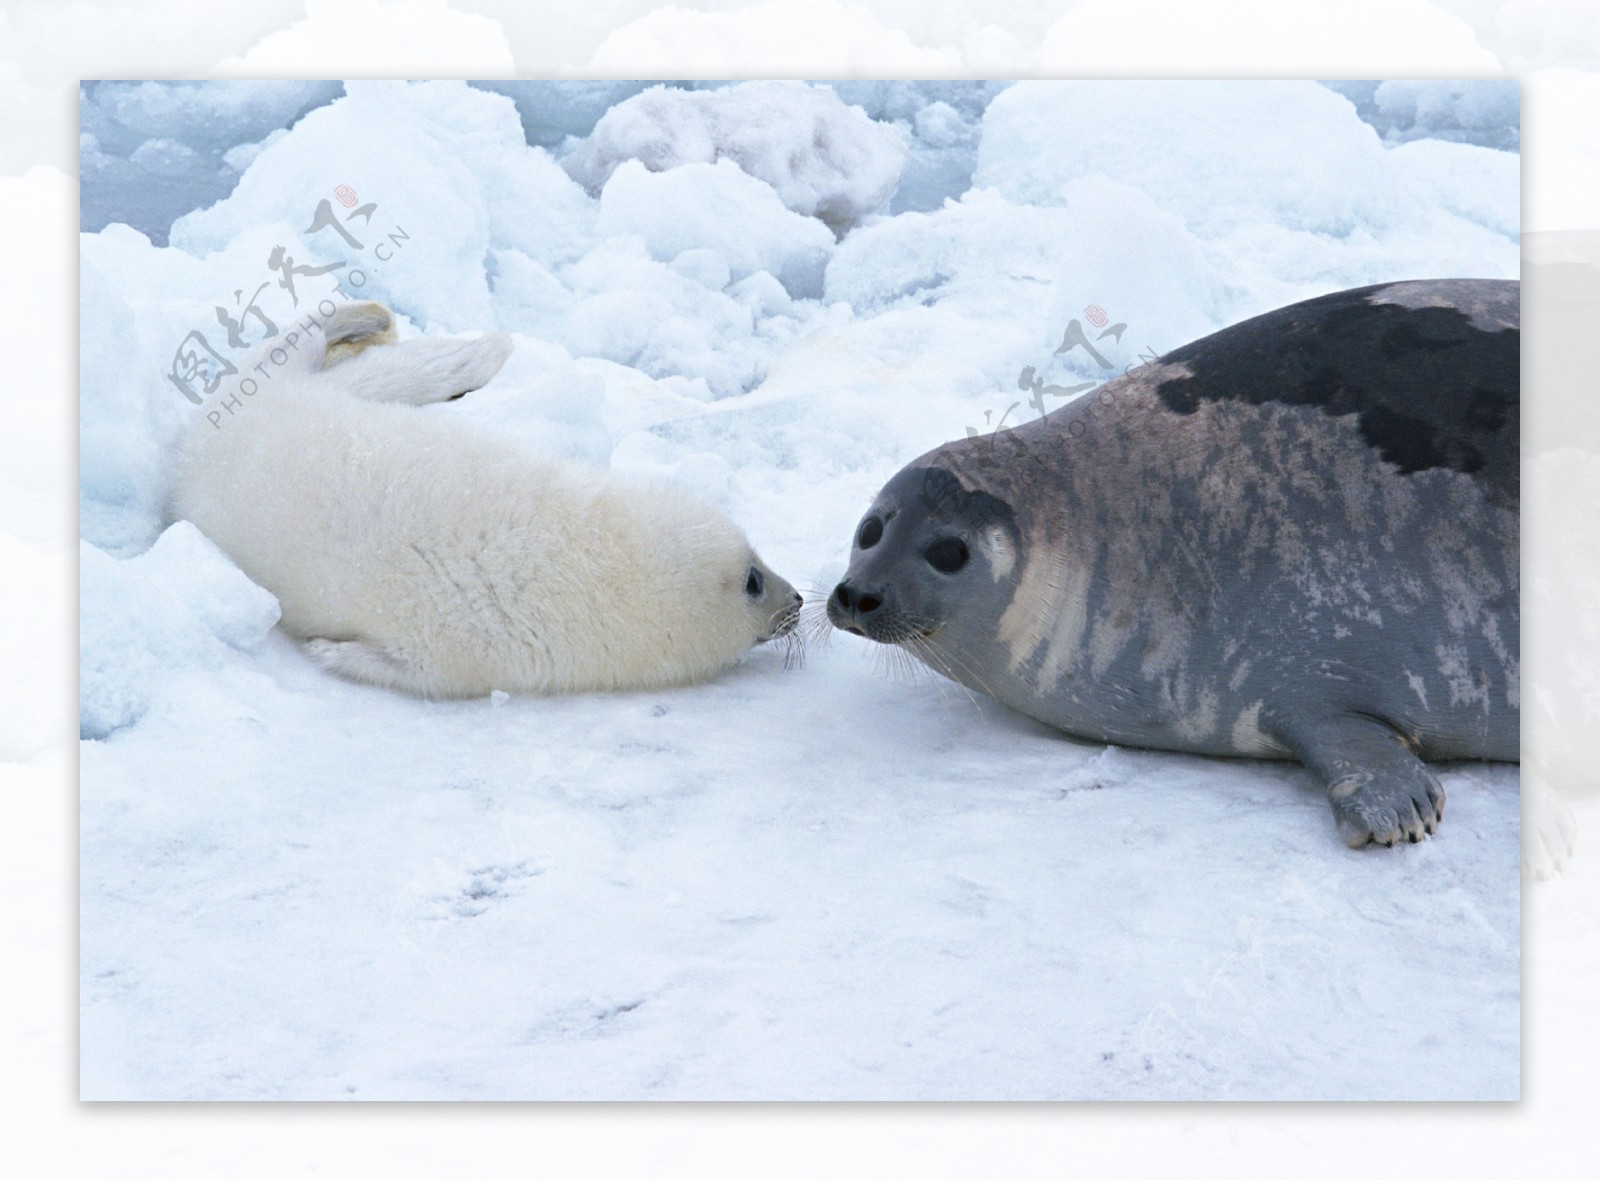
[1326, 79, 1521, 152]
[79, 79, 1521, 1100]
[595, 158, 836, 299]
[562, 81, 908, 234]
[80, 81, 344, 246]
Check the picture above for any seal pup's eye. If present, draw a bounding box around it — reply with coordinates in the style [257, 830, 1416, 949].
[925, 538, 969, 573]
[745, 567, 765, 598]
[857, 516, 883, 549]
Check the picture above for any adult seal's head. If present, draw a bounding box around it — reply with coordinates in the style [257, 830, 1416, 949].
[829, 278, 1520, 850]
[828, 466, 1021, 652]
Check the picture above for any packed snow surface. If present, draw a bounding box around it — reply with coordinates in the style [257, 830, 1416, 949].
[80, 80, 1521, 1100]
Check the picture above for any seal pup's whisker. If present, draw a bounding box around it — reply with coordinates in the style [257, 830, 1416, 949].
[775, 629, 807, 671]
[794, 593, 838, 652]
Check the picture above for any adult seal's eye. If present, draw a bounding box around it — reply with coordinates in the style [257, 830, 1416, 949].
[925, 538, 969, 573]
[856, 516, 883, 549]
[745, 567, 764, 598]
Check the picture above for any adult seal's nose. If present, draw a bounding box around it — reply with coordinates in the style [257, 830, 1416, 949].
[830, 583, 884, 618]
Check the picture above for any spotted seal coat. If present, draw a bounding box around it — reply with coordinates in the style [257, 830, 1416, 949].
[827, 279, 1519, 847]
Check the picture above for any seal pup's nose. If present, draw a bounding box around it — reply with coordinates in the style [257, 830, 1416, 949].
[775, 592, 802, 634]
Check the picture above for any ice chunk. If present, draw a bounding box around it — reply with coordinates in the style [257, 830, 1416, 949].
[975, 80, 1398, 238]
[825, 187, 1073, 315]
[822, 84, 1007, 216]
[829, 81, 1005, 125]
[555, 237, 769, 398]
[169, 81, 598, 332]
[596, 159, 833, 299]
[79, 232, 186, 556]
[489, 246, 578, 336]
[440, 332, 614, 469]
[469, 81, 661, 149]
[669, 248, 732, 292]
[1374, 80, 1520, 151]
[824, 180, 1221, 394]
[727, 271, 794, 318]
[1386, 138, 1520, 239]
[221, 127, 289, 174]
[564, 81, 907, 234]
[80, 523, 281, 740]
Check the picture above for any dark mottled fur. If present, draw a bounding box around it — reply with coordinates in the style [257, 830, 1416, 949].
[1157, 283, 1518, 506]
[831, 280, 1520, 848]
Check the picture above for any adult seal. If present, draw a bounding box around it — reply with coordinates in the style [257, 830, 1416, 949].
[827, 279, 1519, 848]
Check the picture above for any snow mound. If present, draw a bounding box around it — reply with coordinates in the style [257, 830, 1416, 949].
[169, 81, 598, 332]
[1375, 80, 1521, 151]
[563, 81, 907, 234]
[79, 226, 197, 556]
[975, 80, 1398, 238]
[827, 179, 1219, 347]
[830, 81, 1007, 215]
[597, 158, 834, 299]
[1385, 138, 1521, 240]
[829, 80, 1004, 125]
[550, 236, 790, 400]
[80, 523, 281, 740]
[825, 187, 1073, 315]
[439, 332, 614, 468]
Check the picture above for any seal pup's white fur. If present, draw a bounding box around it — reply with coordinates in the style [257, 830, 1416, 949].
[172, 302, 800, 697]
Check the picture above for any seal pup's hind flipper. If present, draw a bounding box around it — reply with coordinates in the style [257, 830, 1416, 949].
[319, 300, 398, 366]
[327, 326, 513, 406]
[303, 636, 441, 696]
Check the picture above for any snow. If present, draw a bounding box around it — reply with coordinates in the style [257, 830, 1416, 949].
[79, 79, 1522, 1100]
[1385, 137, 1523, 240]
[976, 80, 1401, 238]
[562, 81, 908, 234]
[72, 76, 1502, 247]
[80, 523, 280, 741]
[1374, 80, 1522, 151]
[595, 158, 835, 298]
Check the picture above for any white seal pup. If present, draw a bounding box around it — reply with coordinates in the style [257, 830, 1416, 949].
[173, 301, 801, 697]
[828, 279, 1519, 849]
